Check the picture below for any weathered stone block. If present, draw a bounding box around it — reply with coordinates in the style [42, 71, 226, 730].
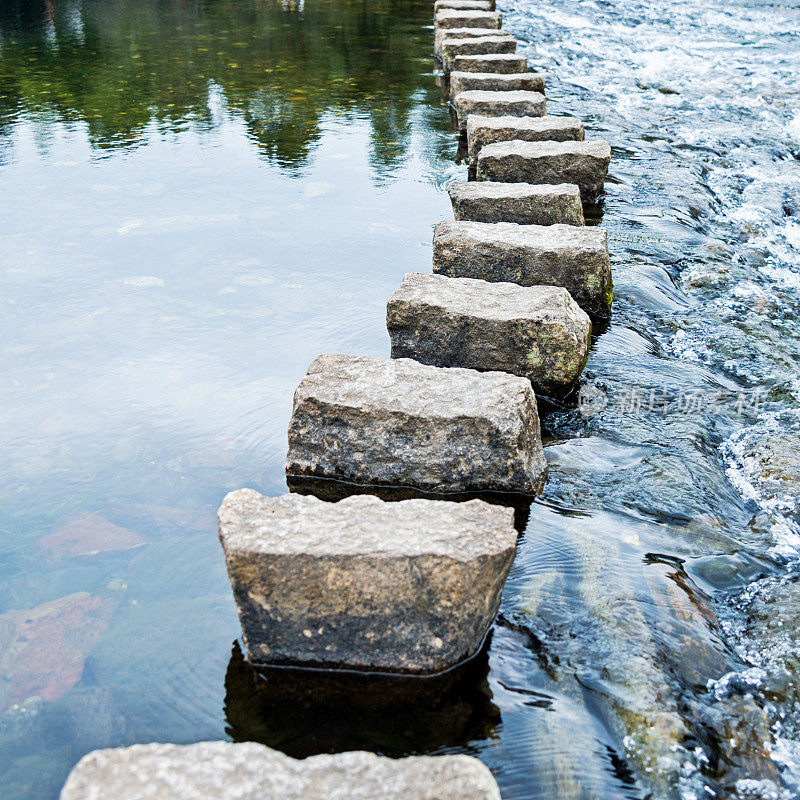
[453, 89, 545, 131]
[442, 37, 517, 70]
[286, 354, 547, 494]
[60, 742, 502, 800]
[434, 0, 493, 12]
[448, 180, 585, 226]
[432, 221, 612, 319]
[387, 273, 590, 394]
[218, 490, 516, 673]
[434, 27, 507, 58]
[467, 114, 584, 165]
[453, 53, 527, 73]
[434, 9, 502, 29]
[477, 139, 611, 199]
[449, 71, 545, 101]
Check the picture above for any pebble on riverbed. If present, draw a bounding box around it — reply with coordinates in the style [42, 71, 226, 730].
[467, 114, 584, 166]
[60, 741, 502, 800]
[387, 273, 590, 394]
[286, 354, 547, 495]
[218, 490, 516, 673]
[448, 180, 584, 226]
[477, 139, 612, 200]
[448, 71, 545, 101]
[432, 221, 613, 319]
[453, 52, 527, 73]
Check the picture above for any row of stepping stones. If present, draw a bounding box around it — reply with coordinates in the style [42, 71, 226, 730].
[58, 1, 610, 797]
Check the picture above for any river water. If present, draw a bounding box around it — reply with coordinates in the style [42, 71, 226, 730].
[1, 0, 799, 798]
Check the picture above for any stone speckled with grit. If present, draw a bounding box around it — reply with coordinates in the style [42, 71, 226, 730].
[453, 53, 527, 73]
[286, 354, 547, 494]
[453, 90, 545, 130]
[434, 9, 501, 29]
[434, 27, 507, 57]
[60, 741, 502, 800]
[218, 490, 516, 672]
[467, 114, 584, 165]
[442, 37, 516, 70]
[432, 221, 612, 319]
[477, 139, 611, 199]
[434, 0, 493, 12]
[449, 71, 545, 101]
[448, 181, 585, 226]
[387, 273, 591, 394]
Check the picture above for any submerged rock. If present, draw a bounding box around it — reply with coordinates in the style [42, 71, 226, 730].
[477, 139, 611, 200]
[432, 221, 613, 319]
[286, 354, 547, 495]
[453, 89, 545, 130]
[387, 273, 590, 394]
[218, 490, 516, 673]
[453, 53, 528, 73]
[449, 71, 545, 101]
[467, 114, 584, 166]
[40, 512, 145, 562]
[442, 37, 517, 71]
[448, 181, 584, 226]
[60, 741, 502, 800]
[434, 9, 502, 29]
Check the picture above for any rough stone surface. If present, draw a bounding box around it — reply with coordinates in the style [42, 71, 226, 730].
[467, 114, 584, 165]
[286, 354, 547, 494]
[453, 53, 527, 73]
[387, 273, 590, 394]
[453, 90, 545, 130]
[434, 0, 493, 12]
[448, 180, 585, 226]
[449, 71, 545, 101]
[477, 139, 611, 199]
[60, 741, 502, 800]
[218, 490, 516, 672]
[434, 9, 501, 29]
[432, 221, 613, 319]
[434, 27, 506, 58]
[442, 37, 516, 70]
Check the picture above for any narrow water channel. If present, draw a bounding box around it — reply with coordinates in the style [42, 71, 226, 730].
[1, 0, 799, 798]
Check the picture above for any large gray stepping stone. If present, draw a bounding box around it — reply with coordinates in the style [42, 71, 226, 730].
[467, 114, 584, 165]
[218, 490, 516, 672]
[60, 741, 502, 800]
[442, 37, 517, 70]
[434, 0, 493, 12]
[453, 90, 546, 131]
[453, 53, 527, 73]
[448, 180, 585, 226]
[432, 221, 612, 319]
[387, 273, 591, 394]
[434, 9, 502, 29]
[434, 27, 507, 57]
[477, 139, 611, 200]
[449, 70, 545, 101]
[286, 354, 547, 495]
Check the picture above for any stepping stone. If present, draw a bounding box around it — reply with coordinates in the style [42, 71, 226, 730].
[432, 221, 613, 319]
[434, 27, 507, 57]
[442, 37, 517, 70]
[286, 354, 547, 495]
[434, 9, 502, 29]
[434, 0, 493, 12]
[448, 181, 585, 226]
[387, 273, 591, 394]
[453, 53, 527, 73]
[61, 742, 502, 800]
[449, 70, 545, 101]
[218, 490, 517, 673]
[453, 89, 545, 131]
[467, 114, 584, 165]
[477, 139, 611, 200]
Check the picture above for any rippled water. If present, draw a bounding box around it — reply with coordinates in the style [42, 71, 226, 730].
[2, 0, 800, 797]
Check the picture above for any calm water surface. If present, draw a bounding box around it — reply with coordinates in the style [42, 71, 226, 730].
[2, 0, 800, 798]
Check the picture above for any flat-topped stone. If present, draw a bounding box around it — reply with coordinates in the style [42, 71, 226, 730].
[219, 490, 517, 672]
[60, 742, 502, 800]
[434, 0, 493, 12]
[453, 89, 546, 130]
[442, 37, 516, 69]
[434, 9, 501, 29]
[477, 139, 611, 199]
[286, 354, 547, 495]
[453, 53, 527, 73]
[449, 71, 545, 101]
[448, 181, 585, 226]
[467, 114, 584, 165]
[432, 221, 613, 319]
[387, 273, 591, 394]
[434, 27, 507, 57]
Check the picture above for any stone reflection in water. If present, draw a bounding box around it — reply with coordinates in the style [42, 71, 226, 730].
[223, 641, 500, 757]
